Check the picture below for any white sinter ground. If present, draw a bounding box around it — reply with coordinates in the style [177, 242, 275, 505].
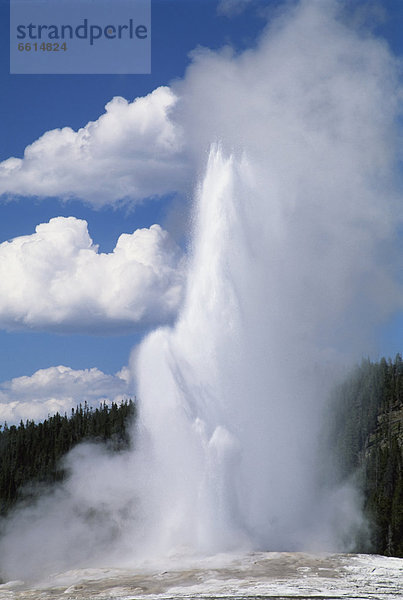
[0, 552, 401, 599]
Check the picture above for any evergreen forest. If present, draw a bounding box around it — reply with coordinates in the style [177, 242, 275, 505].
[329, 355, 402, 557]
[0, 399, 135, 516]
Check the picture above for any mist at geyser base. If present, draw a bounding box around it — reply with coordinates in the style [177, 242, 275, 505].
[0, 0, 402, 583]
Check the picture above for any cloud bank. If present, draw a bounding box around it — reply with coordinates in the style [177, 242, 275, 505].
[0, 87, 188, 206]
[0, 217, 185, 333]
[0, 365, 131, 424]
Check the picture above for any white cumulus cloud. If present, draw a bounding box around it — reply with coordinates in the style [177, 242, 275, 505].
[0, 365, 131, 425]
[0, 86, 189, 206]
[0, 216, 185, 333]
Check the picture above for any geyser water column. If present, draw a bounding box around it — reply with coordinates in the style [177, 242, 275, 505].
[135, 147, 346, 557]
[136, 149, 251, 554]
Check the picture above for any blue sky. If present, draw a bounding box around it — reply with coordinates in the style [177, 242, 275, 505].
[0, 0, 402, 422]
[0, 0, 269, 381]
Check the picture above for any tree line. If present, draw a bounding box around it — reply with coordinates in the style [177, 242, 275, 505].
[329, 354, 402, 557]
[0, 399, 135, 516]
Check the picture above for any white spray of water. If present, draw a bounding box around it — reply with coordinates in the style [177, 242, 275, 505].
[132, 147, 363, 560]
[0, 0, 401, 582]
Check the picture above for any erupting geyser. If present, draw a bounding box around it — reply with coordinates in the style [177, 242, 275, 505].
[133, 147, 363, 560]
